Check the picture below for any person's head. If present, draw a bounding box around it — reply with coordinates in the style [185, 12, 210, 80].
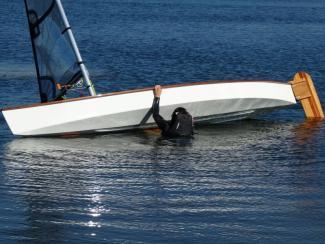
[168, 107, 194, 136]
[171, 107, 190, 122]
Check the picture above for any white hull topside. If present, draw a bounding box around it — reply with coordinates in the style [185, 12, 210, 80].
[2, 81, 297, 136]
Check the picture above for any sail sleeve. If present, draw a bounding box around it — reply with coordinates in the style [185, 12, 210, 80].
[24, 0, 85, 102]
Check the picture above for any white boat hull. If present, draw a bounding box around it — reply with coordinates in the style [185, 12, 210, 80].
[2, 81, 296, 136]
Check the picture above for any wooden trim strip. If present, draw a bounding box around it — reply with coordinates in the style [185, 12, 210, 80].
[2, 79, 287, 112]
[291, 72, 324, 119]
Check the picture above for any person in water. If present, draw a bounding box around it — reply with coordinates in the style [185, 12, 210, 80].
[152, 85, 194, 137]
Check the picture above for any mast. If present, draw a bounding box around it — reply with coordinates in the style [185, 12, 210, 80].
[55, 0, 96, 96]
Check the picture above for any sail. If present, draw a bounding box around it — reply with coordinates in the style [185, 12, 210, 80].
[24, 0, 90, 102]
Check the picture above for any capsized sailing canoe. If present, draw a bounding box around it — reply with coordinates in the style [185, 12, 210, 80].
[2, 80, 296, 136]
[1, 0, 323, 137]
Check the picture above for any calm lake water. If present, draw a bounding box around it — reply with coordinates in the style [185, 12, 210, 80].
[1, 0, 325, 243]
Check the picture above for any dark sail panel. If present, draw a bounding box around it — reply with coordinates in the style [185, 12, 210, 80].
[24, 0, 83, 102]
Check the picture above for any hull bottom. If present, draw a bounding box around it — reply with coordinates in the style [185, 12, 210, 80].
[48, 107, 282, 137]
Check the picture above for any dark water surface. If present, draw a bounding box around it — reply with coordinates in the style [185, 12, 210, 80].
[1, 0, 325, 243]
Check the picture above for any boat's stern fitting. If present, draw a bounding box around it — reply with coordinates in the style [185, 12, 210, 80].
[290, 72, 324, 119]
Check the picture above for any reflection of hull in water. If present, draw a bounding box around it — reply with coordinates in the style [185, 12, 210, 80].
[3, 119, 322, 165]
[3, 120, 297, 153]
[2, 81, 296, 136]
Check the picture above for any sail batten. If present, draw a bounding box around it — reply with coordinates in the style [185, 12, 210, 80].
[24, 0, 95, 102]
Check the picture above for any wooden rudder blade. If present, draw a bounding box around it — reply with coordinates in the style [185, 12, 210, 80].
[290, 72, 324, 119]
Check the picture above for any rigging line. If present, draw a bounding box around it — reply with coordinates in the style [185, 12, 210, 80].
[67, 70, 83, 85]
[54, 71, 84, 100]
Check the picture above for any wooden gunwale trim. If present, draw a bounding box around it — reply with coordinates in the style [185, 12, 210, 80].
[2, 79, 287, 111]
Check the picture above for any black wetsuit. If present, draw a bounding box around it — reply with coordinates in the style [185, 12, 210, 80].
[152, 97, 193, 138]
